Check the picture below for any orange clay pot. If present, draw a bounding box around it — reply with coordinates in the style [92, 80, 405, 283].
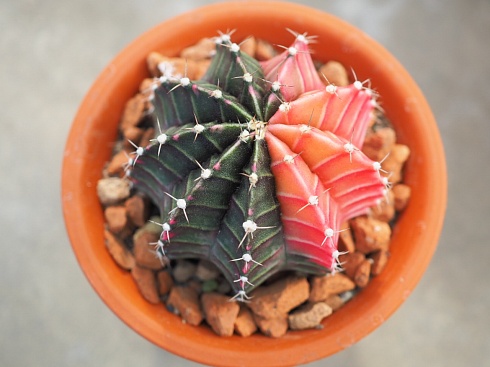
[62, 2, 446, 366]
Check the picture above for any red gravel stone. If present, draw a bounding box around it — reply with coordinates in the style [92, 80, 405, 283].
[324, 295, 344, 311]
[371, 190, 395, 222]
[338, 221, 355, 253]
[382, 144, 411, 183]
[288, 302, 333, 330]
[180, 37, 216, 61]
[370, 250, 390, 276]
[125, 194, 149, 227]
[255, 39, 276, 61]
[122, 127, 144, 150]
[133, 229, 164, 270]
[350, 216, 391, 254]
[120, 94, 146, 132]
[318, 60, 349, 87]
[167, 286, 203, 326]
[104, 206, 131, 236]
[104, 229, 135, 270]
[309, 273, 356, 303]
[234, 306, 257, 337]
[107, 150, 129, 177]
[340, 251, 366, 280]
[201, 293, 240, 337]
[393, 183, 412, 211]
[252, 315, 289, 338]
[248, 276, 309, 319]
[131, 265, 159, 304]
[362, 127, 396, 162]
[354, 259, 372, 288]
[157, 270, 174, 296]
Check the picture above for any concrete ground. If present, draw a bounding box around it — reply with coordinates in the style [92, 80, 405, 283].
[1, 0, 489, 366]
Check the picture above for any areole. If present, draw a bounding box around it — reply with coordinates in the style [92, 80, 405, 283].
[62, 2, 446, 366]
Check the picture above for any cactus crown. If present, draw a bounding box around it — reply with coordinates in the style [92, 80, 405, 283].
[129, 31, 386, 301]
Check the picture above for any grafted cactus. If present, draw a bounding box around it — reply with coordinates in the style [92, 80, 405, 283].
[129, 31, 386, 301]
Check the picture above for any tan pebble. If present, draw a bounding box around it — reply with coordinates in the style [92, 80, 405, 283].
[142, 215, 165, 235]
[370, 250, 390, 276]
[252, 314, 289, 338]
[104, 229, 135, 270]
[318, 61, 349, 87]
[391, 143, 411, 162]
[324, 295, 344, 311]
[104, 206, 130, 235]
[362, 127, 396, 162]
[195, 260, 221, 281]
[288, 302, 333, 330]
[309, 273, 356, 303]
[255, 38, 276, 61]
[147, 52, 167, 77]
[173, 260, 197, 283]
[248, 276, 309, 319]
[393, 184, 411, 211]
[139, 77, 155, 93]
[239, 36, 257, 56]
[125, 195, 149, 227]
[157, 270, 174, 296]
[140, 127, 155, 148]
[138, 79, 157, 111]
[180, 37, 216, 60]
[147, 52, 204, 80]
[107, 150, 129, 177]
[193, 59, 211, 80]
[120, 94, 146, 132]
[382, 144, 411, 183]
[339, 252, 366, 280]
[201, 293, 240, 337]
[349, 216, 391, 254]
[234, 306, 257, 337]
[97, 177, 131, 206]
[131, 265, 160, 304]
[354, 259, 372, 288]
[122, 127, 144, 151]
[133, 229, 164, 270]
[167, 286, 203, 326]
[164, 58, 198, 79]
[370, 190, 395, 222]
[338, 221, 355, 253]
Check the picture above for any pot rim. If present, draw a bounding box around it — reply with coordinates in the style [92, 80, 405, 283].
[62, 2, 447, 366]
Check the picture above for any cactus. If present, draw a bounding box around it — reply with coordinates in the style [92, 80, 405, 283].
[128, 31, 386, 301]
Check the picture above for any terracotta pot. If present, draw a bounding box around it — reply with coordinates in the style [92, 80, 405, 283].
[62, 1, 446, 366]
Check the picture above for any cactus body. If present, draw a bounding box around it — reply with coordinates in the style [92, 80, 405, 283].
[130, 32, 386, 300]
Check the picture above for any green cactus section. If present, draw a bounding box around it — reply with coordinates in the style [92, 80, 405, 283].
[201, 36, 268, 120]
[131, 36, 292, 299]
[131, 122, 243, 213]
[130, 32, 385, 300]
[212, 138, 288, 296]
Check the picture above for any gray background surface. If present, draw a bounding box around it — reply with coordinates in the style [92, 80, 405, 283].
[1, 0, 489, 366]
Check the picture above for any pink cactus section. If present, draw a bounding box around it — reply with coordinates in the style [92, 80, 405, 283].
[268, 84, 376, 148]
[261, 33, 386, 271]
[261, 34, 324, 102]
[266, 124, 385, 222]
[265, 133, 340, 270]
